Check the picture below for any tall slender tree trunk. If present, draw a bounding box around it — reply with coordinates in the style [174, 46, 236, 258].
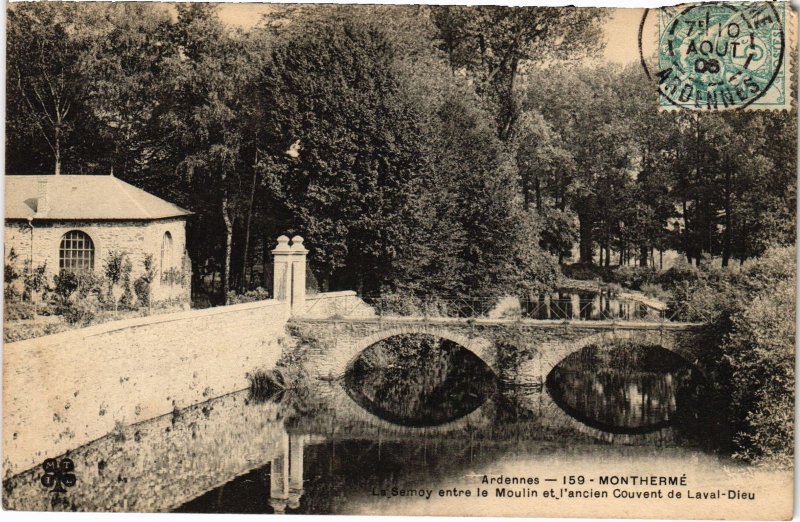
[241, 153, 259, 291]
[522, 173, 530, 211]
[722, 170, 732, 267]
[54, 127, 61, 176]
[499, 56, 520, 140]
[639, 245, 648, 267]
[221, 194, 233, 304]
[578, 214, 594, 264]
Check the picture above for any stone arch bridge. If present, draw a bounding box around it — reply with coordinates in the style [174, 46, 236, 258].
[288, 317, 706, 386]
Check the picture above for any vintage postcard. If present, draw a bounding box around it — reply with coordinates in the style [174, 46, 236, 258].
[2, 0, 797, 519]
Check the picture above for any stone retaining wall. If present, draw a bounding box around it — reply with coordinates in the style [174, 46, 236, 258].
[3, 299, 292, 477]
[2, 289, 364, 478]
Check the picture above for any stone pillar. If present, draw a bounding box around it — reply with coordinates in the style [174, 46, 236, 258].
[271, 235, 308, 314]
[290, 236, 308, 312]
[272, 236, 292, 302]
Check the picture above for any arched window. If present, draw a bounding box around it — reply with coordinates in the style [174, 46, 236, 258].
[59, 230, 95, 273]
[160, 232, 173, 274]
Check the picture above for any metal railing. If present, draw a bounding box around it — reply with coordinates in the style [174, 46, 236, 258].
[301, 295, 710, 324]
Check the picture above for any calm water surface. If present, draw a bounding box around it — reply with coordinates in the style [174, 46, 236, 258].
[5, 333, 719, 514]
[174, 334, 711, 514]
[546, 343, 706, 434]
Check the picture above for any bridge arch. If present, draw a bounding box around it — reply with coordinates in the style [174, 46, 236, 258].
[536, 328, 704, 381]
[338, 324, 495, 378]
[291, 319, 705, 385]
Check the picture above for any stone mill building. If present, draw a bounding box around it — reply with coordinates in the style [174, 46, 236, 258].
[4, 174, 192, 304]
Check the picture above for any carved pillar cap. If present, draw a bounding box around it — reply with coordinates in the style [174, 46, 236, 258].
[272, 235, 291, 253]
[290, 235, 308, 253]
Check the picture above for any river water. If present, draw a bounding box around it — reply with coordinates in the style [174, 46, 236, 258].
[3, 330, 790, 516]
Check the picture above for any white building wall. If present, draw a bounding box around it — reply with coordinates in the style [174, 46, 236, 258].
[4, 217, 190, 304]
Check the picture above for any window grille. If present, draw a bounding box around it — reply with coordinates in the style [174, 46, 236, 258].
[59, 230, 95, 273]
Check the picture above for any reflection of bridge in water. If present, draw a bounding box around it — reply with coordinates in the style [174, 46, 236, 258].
[265, 376, 681, 513]
[3, 374, 684, 513]
[269, 291, 709, 512]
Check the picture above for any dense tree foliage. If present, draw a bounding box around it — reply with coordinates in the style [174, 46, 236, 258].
[430, 6, 607, 139]
[6, 3, 795, 302]
[523, 62, 796, 267]
[673, 246, 795, 465]
[6, 2, 796, 464]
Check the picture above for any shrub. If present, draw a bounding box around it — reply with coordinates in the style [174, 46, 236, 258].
[104, 251, 132, 308]
[656, 260, 700, 289]
[685, 246, 795, 465]
[639, 283, 671, 302]
[4, 249, 21, 301]
[373, 292, 459, 317]
[609, 265, 657, 290]
[248, 369, 287, 401]
[22, 260, 48, 301]
[119, 282, 135, 309]
[53, 270, 104, 301]
[227, 287, 270, 305]
[75, 271, 105, 299]
[4, 321, 69, 343]
[60, 299, 98, 325]
[376, 292, 424, 316]
[53, 272, 80, 301]
[725, 276, 794, 465]
[133, 254, 156, 308]
[51, 271, 105, 325]
[133, 278, 151, 308]
[561, 262, 605, 282]
[5, 300, 36, 321]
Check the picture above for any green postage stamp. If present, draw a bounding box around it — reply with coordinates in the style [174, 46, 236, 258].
[649, 1, 793, 110]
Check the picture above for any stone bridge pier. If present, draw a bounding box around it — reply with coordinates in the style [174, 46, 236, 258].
[287, 318, 707, 385]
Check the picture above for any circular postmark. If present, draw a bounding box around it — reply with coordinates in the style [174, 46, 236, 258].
[639, 2, 785, 110]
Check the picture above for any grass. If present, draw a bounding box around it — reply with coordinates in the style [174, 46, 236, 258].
[248, 369, 288, 402]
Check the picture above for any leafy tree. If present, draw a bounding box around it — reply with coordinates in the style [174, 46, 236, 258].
[431, 6, 608, 140]
[679, 246, 795, 464]
[523, 64, 643, 265]
[258, 16, 429, 293]
[79, 3, 176, 179]
[7, 3, 87, 175]
[158, 4, 267, 302]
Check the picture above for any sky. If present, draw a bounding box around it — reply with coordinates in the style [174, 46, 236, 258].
[213, 4, 644, 65]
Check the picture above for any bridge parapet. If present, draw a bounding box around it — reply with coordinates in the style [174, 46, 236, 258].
[295, 294, 711, 324]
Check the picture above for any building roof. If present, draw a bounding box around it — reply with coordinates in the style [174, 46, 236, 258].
[5, 175, 192, 221]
